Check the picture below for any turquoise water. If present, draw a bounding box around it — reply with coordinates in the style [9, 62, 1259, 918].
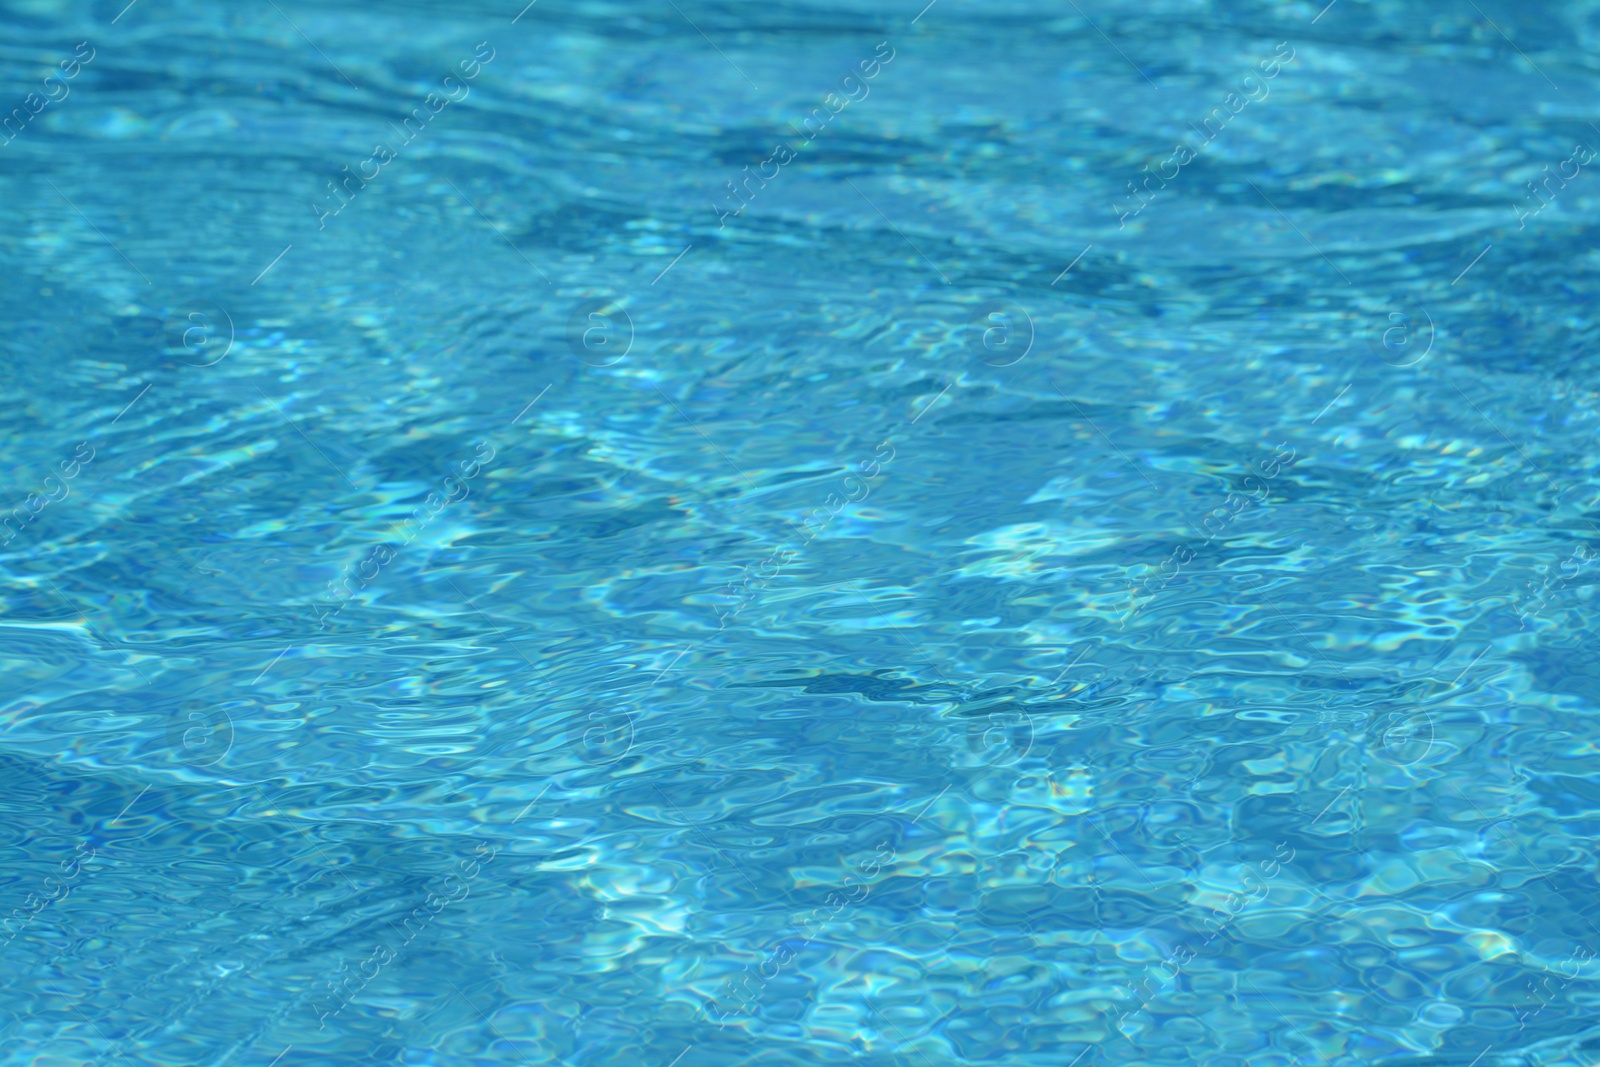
[4, 0, 1600, 1064]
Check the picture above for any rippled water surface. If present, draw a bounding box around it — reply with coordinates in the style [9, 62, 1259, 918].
[5, 0, 1600, 1064]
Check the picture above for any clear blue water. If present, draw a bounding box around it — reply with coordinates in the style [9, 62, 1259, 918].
[4, 0, 1600, 1064]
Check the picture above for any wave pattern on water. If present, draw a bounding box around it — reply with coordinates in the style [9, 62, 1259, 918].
[3, 0, 1600, 1064]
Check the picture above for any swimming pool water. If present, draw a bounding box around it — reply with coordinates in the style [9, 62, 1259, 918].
[4, 1, 1600, 1064]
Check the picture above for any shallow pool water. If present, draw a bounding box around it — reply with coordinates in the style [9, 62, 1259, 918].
[4, 1, 1600, 1064]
